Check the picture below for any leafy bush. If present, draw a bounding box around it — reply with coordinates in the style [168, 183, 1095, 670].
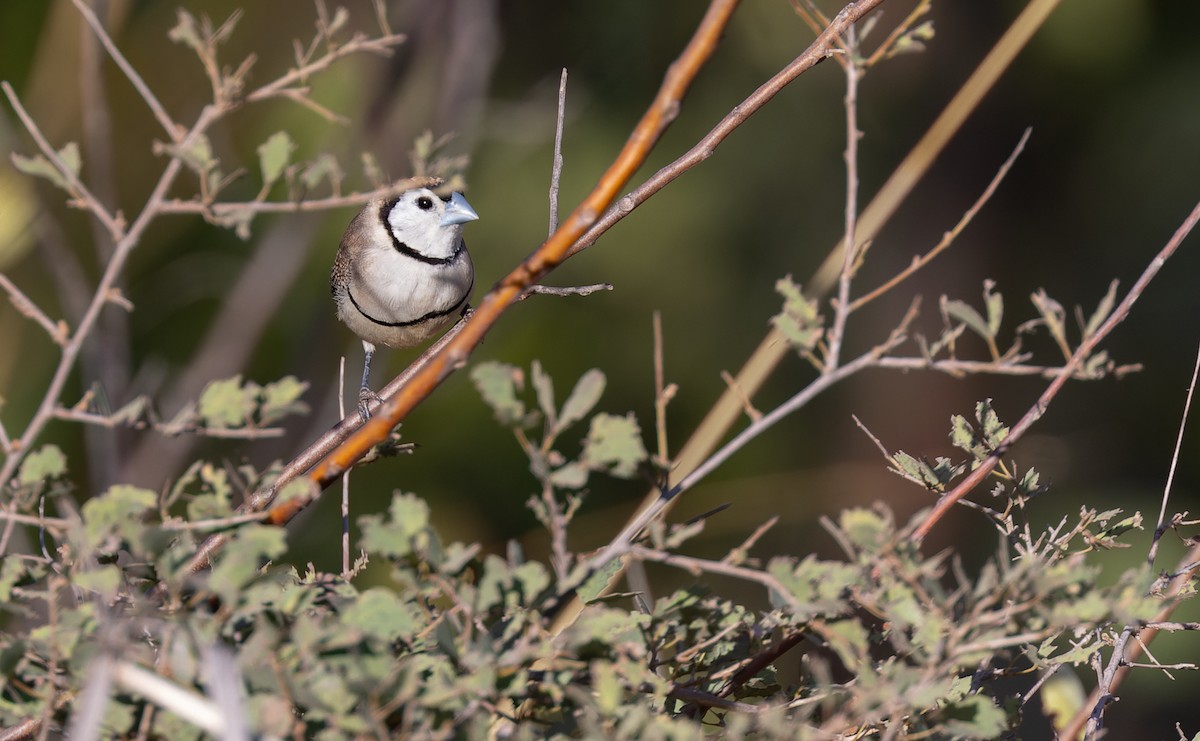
[2, 2, 1198, 740]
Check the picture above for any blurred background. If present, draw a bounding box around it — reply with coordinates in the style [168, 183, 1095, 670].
[1, 1, 1199, 736]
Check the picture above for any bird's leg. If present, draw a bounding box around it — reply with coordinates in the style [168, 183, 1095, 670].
[358, 341, 382, 422]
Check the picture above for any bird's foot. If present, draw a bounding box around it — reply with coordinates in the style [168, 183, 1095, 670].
[358, 387, 382, 423]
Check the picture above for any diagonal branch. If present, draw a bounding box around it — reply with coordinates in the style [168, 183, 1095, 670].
[911, 197, 1200, 542]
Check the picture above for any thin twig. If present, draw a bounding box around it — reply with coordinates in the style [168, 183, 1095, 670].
[72, 0, 182, 141]
[246, 33, 407, 105]
[1148, 337, 1200, 568]
[630, 545, 799, 609]
[719, 371, 761, 422]
[0, 273, 67, 345]
[1085, 628, 1133, 739]
[51, 406, 285, 439]
[653, 312, 674, 467]
[548, 68, 568, 237]
[0, 510, 69, 530]
[912, 197, 1200, 542]
[850, 127, 1031, 313]
[874, 355, 1136, 379]
[824, 24, 860, 372]
[157, 178, 434, 216]
[518, 283, 612, 299]
[159, 511, 269, 531]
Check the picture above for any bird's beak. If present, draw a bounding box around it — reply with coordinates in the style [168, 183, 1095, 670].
[440, 192, 480, 226]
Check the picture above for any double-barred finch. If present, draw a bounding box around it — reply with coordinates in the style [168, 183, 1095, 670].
[331, 188, 478, 420]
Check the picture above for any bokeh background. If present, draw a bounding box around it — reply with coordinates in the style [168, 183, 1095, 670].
[1, 1, 1199, 736]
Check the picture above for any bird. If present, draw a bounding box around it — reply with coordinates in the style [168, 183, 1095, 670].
[331, 187, 478, 421]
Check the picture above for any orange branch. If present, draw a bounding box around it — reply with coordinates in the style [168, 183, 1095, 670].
[265, 0, 744, 523]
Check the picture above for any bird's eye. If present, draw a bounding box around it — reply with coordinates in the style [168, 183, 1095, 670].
[416, 196, 434, 210]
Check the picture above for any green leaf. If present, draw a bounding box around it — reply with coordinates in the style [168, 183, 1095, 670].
[838, 508, 891, 550]
[301, 153, 344, 192]
[582, 413, 647, 479]
[983, 279, 1003, 336]
[1031, 288, 1069, 350]
[0, 558, 27, 601]
[470, 361, 525, 426]
[824, 619, 869, 668]
[275, 478, 317, 507]
[1083, 279, 1119, 339]
[940, 694, 1008, 739]
[259, 375, 309, 424]
[359, 493, 433, 559]
[257, 132, 296, 189]
[168, 132, 216, 175]
[11, 142, 81, 190]
[941, 297, 991, 342]
[976, 399, 1008, 449]
[593, 661, 622, 714]
[78, 485, 157, 552]
[198, 375, 251, 428]
[771, 276, 824, 352]
[890, 451, 955, 491]
[556, 368, 606, 435]
[578, 557, 623, 603]
[207, 525, 287, 603]
[548, 461, 589, 490]
[949, 414, 976, 454]
[531, 360, 557, 432]
[72, 565, 122, 600]
[343, 588, 421, 642]
[18, 444, 67, 486]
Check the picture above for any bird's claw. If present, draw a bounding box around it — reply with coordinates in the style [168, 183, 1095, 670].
[357, 387, 382, 423]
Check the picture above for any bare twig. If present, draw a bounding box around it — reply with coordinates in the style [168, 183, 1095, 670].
[0, 273, 67, 345]
[1148, 337, 1200, 568]
[518, 283, 613, 299]
[652, 312, 675, 467]
[850, 127, 1031, 313]
[0, 510, 69, 530]
[1085, 628, 1133, 739]
[548, 68, 568, 237]
[159, 511, 269, 531]
[824, 24, 861, 373]
[630, 545, 799, 609]
[52, 405, 285, 439]
[912, 198, 1200, 542]
[874, 355, 1137, 379]
[719, 370, 761, 422]
[157, 178, 434, 217]
[72, 0, 182, 141]
[246, 33, 406, 105]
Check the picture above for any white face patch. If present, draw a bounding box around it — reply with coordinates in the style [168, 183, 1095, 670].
[384, 190, 461, 260]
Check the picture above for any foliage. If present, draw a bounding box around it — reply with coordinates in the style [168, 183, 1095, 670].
[1, 2, 1198, 740]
